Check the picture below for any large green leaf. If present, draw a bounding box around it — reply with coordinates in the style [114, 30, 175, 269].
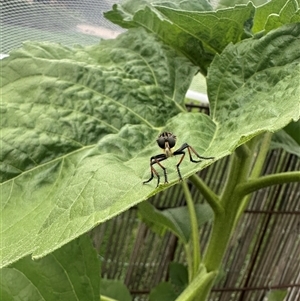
[0, 29, 197, 267]
[1, 24, 300, 268]
[1, 28, 192, 182]
[105, 0, 254, 74]
[0, 235, 100, 301]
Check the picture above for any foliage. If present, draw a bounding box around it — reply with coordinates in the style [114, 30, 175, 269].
[100, 279, 132, 301]
[266, 289, 288, 301]
[104, 0, 254, 74]
[0, 236, 101, 301]
[149, 263, 189, 301]
[1, 0, 300, 300]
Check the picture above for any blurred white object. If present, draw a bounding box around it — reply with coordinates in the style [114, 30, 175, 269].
[186, 90, 209, 104]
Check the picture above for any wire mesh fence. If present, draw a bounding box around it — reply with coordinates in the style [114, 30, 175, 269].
[1, 0, 124, 54]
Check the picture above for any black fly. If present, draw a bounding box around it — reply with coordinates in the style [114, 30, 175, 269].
[143, 132, 214, 187]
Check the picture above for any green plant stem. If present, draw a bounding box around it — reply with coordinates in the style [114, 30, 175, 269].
[250, 132, 272, 179]
[237, 171, 300, 196]
[177, 134, 298, 300]
[184, 244, 194, 284]
[204, 149, 252, 269]
[189, 174, 223, 217]
[182, 180, 201, 281]
[195, 142, 256, 300]
[175, 269, 217, 301]
[235, 133, 273, 221]
[234, 142, 252, 158]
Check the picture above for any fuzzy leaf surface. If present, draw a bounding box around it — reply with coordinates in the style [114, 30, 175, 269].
[1, 24, 300, 268]
[207, 23, 300, 153]
[0, 28, 197, 267]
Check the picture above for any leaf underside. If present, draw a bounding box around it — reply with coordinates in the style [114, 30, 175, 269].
[1, 24, 299, 267]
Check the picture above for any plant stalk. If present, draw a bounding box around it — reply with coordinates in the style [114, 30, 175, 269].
[182, 180, 201, 281]
[203, 148, 253, 270]
[184, 244, 194, 283]
[189, 174, 223, 217]
[195, 141, 257, 300]
[178, 134, 298, 300]
[237, 171, 300, 196]
[175, 269, 217, 301]
[234, 133, 272, 221]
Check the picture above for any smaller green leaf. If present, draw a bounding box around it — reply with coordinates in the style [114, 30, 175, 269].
[266, 289, 288, 301]
[100, 279, 132, 301]
[149, 262, 188, 301]
[253, 0, 300, 33]
[284, 120, 300, 144]
[169, 262, 188, 293]
[0, 235, 100, 301]
[265, 0, 300, 33]
[149, 282, 178, 301]
[217, 0, 268, 9]
[271, 123, 300, 157]
[138, 201, 170, 237]
[138, 201, 214, 244]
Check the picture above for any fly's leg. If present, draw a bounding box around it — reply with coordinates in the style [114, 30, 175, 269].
[143, 154, 167, 187]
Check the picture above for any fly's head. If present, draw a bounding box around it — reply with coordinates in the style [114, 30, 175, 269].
[156, 132, 176, 157]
